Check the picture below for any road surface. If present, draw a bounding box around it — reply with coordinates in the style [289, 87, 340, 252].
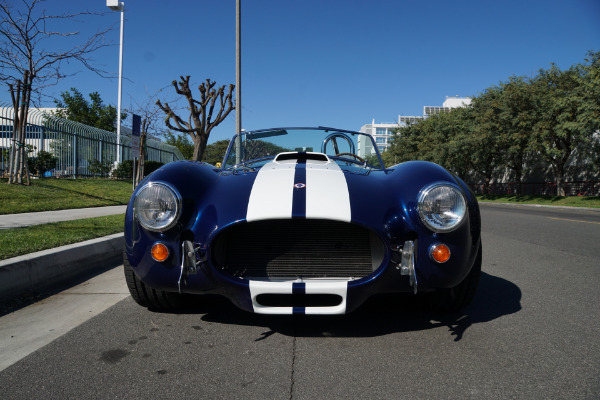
[1, 203, 599, 399]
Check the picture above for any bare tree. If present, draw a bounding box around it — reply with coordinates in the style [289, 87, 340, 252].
[0, 0, 111, 184]
[130, 93, 164, 186]
[156, 76, 235, 162]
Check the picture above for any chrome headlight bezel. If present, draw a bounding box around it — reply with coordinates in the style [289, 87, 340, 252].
[417, 183, 467, 233]
[133, 182, 182, 232]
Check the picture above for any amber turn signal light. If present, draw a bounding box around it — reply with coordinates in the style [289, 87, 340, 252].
[151, 243, 169, 262]
[429, 243, 451, 264]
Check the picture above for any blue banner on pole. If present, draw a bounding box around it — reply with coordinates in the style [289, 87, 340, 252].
[132, 114, 141, 137]
[132, 114, 141, 154]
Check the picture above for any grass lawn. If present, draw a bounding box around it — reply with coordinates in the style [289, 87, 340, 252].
[0, 214, 124, 261]
[0, 178, 133, 214]
[476, 194, 600, 208]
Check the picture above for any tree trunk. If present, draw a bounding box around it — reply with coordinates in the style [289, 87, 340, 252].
[483, 175, 492, 195]
[8, 71, 32, 185]
[554, 149, 571, 197]
[192, 133, 209, 162]
[514, 154, 524, 196]
[555, 165, 566, 197]
[136, 131, 146, 185]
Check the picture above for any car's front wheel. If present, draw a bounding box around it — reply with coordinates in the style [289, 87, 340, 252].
[123, 249, 185, 311]
[424, 242, 482, 312]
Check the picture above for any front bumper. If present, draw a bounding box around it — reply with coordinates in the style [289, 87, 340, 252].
[125, 217, 479, 315]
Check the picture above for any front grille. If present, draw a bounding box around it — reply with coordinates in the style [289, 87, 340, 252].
[212, 219, 382, 280]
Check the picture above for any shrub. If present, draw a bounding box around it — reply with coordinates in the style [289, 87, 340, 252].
[143, 160, 164, 176]
[111, 160, 165, 180]
[88, 159, 113, 177]
[28, 151, 58, 177]
[111, 160, 133, 179]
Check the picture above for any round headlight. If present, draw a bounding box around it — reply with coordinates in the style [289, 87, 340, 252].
[417, 184, 467, 233]
[134, 182, 181, 232]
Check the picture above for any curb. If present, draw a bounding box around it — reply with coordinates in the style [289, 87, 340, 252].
[478, 201, 600, 212]
[0, 233, 124, 303]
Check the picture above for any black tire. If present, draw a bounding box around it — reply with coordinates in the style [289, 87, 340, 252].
[424, 242, 482, 312]
[123, 248, 185, 311]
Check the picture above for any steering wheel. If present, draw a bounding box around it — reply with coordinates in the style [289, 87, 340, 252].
[321, 133, 355, 155]
[335, 152, 365, 163]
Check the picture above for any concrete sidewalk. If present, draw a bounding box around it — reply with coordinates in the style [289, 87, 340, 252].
[0, 205, 127, 229]
[0, 206, 127, 303]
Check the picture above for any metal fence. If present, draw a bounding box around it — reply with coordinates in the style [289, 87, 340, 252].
[469, 181, 600, 196]
[0, 104, 184, 177]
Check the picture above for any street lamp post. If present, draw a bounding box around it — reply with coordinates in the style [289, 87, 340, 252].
[235, 0, 242, 164]
[236, 0, 241, 135]
[107, 0, 124, 164]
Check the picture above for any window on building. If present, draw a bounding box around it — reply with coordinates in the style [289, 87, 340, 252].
[375, 128, 387, 135]
[376, 137, 386, 144]
[378, 146, 386, 153]
[424, 107, 451, 116]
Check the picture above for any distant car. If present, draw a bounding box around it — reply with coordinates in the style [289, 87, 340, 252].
[123, 127, 481, 314]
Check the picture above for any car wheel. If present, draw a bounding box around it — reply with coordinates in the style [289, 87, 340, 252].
[123, 249, 185, 311]
[424, 242, 482, 312]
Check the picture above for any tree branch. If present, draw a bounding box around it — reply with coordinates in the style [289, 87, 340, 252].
[157, 76, 235, 161]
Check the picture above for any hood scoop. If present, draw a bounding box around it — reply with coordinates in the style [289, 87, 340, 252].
[275, 152, 329, 162]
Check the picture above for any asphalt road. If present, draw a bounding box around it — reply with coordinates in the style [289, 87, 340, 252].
[1, 203, 599, 399]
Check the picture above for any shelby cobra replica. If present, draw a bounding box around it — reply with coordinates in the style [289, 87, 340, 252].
[124, 127, 481, 314]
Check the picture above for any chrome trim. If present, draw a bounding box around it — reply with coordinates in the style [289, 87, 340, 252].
[400, 240, 417, 294]
[321, 132, 356, 155]
[178, 240, 197, 293]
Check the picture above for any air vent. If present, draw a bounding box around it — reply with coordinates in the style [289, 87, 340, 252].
[275, 152, 329, 162]
[211, 219, 383, 280]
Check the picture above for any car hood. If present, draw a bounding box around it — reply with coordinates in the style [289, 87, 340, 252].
[245, 158, 353, 222]
[183, 157, 419, 246]
[141, 158, 467, 247]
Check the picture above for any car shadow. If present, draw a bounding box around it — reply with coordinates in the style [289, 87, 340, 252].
[181, 271, 521, 342]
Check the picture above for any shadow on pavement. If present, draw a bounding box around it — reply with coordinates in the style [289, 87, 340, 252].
[175, 271, 521, 342]
[0, 263, 121, 318]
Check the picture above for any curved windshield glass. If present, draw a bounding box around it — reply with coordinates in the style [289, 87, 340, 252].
[223, 128, 383, 170]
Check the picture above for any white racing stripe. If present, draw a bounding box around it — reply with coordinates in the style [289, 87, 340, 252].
[246, 156, 352, 222]
[248, 280, 349, 315]
[246, 160, 296, 222]
[304, 280, 348, 314]
[305, 161, 351, 222]
[249, 281, 294, 314]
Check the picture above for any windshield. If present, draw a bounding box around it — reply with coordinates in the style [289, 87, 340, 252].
[223, 128, 383, 170]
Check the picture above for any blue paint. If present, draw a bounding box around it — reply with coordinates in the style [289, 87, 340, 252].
[292, 158, 307, 219]
[292, 282, 306, 295]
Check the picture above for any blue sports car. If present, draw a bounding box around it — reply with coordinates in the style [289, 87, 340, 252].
[124, 127, 481, 314]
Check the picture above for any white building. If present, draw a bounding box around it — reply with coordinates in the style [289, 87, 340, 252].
[357, 120, 398, 157]
[359, 97, 472, 158]
[424, 96, 472, 117]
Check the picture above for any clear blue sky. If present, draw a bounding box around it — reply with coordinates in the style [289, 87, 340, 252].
[3, 0, 599, 143]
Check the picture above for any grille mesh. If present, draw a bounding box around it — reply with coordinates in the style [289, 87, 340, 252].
[212, 220, 377, 279]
